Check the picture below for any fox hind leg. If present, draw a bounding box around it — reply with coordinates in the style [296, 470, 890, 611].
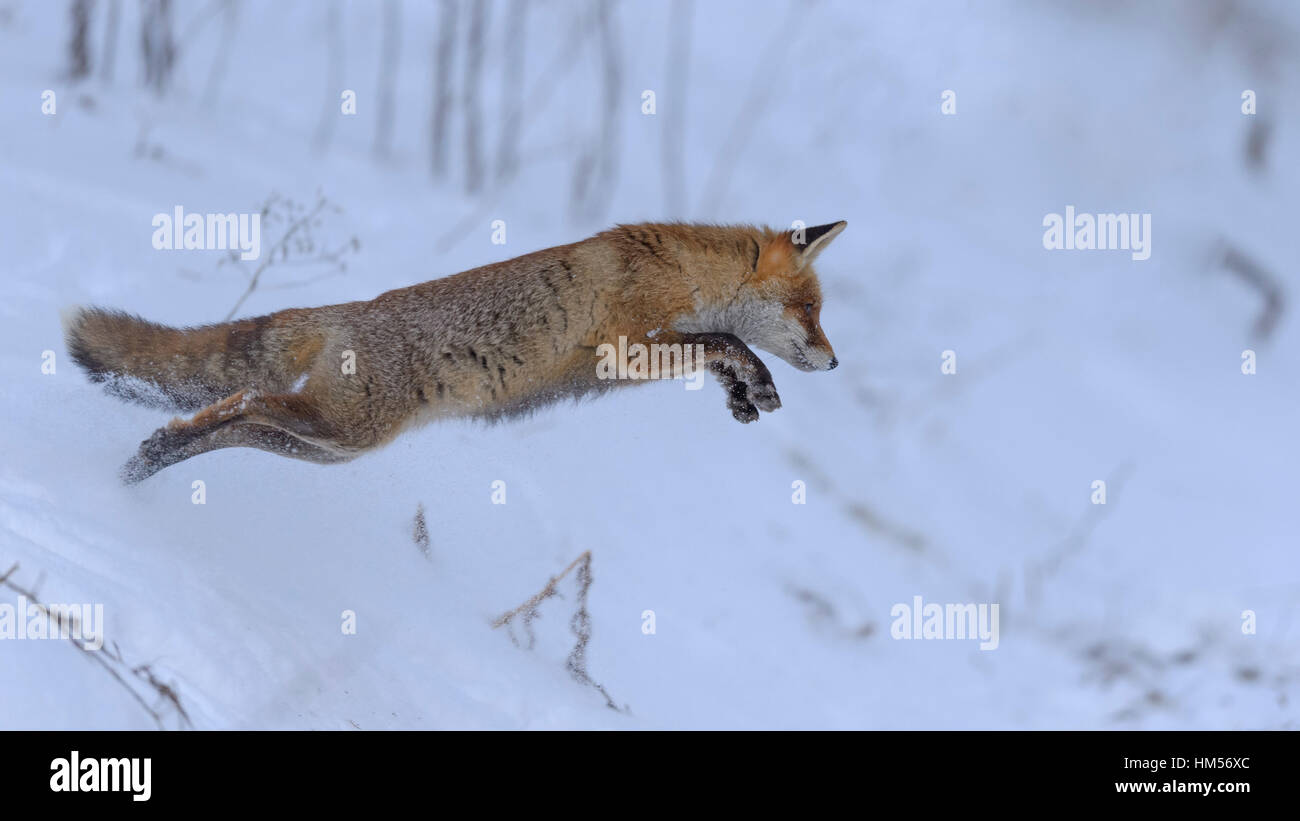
[121, 390, 352, 483]
[121, 422, 349, 483]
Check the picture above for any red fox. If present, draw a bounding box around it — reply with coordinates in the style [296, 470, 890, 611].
[65, 221, 845, 482]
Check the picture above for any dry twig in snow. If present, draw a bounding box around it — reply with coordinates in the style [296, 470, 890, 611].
[0, 562, 192, 729]
[493, 551, 621, 710]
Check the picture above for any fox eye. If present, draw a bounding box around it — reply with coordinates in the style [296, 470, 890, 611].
[803, 303, 814, 316]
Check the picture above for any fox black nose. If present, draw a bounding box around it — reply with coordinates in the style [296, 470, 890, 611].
[827, 357, 838, 370]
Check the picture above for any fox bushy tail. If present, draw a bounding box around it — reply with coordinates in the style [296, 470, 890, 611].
[64, 307, 273, 412]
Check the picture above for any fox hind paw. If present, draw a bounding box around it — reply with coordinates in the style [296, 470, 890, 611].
[120, 425, 195, 484]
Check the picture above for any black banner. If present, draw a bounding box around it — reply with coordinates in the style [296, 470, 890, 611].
[3, 730, 1288, 808]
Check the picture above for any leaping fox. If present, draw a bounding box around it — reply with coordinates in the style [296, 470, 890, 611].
[65, 221, 845, 483]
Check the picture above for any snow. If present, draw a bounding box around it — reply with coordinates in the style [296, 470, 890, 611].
[0, 0, 1296, 729]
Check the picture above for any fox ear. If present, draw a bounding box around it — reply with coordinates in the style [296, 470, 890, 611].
[792, 221, 847, 267]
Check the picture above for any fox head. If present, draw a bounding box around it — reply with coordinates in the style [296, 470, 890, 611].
[710, 221, 844, 372]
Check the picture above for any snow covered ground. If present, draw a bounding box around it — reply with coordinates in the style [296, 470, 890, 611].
[0, 0, 1296, 729]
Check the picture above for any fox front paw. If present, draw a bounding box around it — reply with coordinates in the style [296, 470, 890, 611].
[726, 380, 760, 423]
[712, 361, 779, 423]
[747, 378, 781, 413]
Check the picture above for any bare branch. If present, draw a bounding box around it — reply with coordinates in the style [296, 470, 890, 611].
[223, 193, 360, 321]
[1221, 243, 1285, 341]
[494, 551, 621, 711]
[0, 562, 191, 729]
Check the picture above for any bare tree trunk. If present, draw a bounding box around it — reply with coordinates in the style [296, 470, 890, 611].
[100, 0, 120, 82]
[495, 0, 527, 183]
[699, 0, 799, 215]
[313, 0, 345, 151]
[67, 0, 94, 81]
[373, 0, 401, 160]
[202, 0, 238, 106]
[567, 6, 597, 217]
[461, 0, 489, 194]
[570, 0, 621, 221]
[593, 2, 622, 216]
[430, 0, 460, 180]
[662, 0, 692, 216]
[140, 0, 176, 96]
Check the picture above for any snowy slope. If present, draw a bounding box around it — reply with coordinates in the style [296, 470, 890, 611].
[0, 0, 1296, 729]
